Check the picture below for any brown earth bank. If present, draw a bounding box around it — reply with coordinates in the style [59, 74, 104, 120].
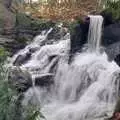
[24, 0, 99, 21]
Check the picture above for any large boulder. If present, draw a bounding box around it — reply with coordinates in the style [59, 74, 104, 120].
[102, 23, 120, 47]
[100, 10, 114, 27]
[70, 18, 89, 54]
[105, 41, 120, 60]
[13, 51, 32, 66]
[8, 67, 33, 92]
[69, 17, 90, 63]
[102, 23, 120, 66]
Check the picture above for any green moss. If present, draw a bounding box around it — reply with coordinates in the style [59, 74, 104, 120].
[103, 0, 120, 20]
[31, 19, 56, 30]
[0, 47, 8, 62]
[0, 50, 45, 120]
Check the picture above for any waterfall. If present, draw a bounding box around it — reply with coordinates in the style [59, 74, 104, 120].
[88, 15, 103, 51]
[11, 16, 120, 120]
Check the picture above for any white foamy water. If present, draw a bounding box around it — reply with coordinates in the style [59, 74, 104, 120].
[11, 28, 53, 64]
[12, 16, 120, 120]
[41, 52, 120, 120]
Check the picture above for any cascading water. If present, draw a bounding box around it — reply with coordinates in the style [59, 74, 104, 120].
[12, 16, 120, 120]
[88, 15, 103, 51]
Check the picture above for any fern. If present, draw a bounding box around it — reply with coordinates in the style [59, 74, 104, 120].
[0, 48, 45, 120]
[24, 106, 45, 120]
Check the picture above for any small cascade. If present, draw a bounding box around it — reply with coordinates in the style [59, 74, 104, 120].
[12, 28, 53, 64]
[11, 27, 70, 84]
[11, 16, 120, 120]
[88, 15, 103, 51]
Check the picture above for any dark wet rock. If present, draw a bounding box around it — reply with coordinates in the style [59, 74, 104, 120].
[105, 41, 120, 62]
[102, 23, 120, 47]
[29, 47, 38, 53]
[114, 54, 120, 66]
[102, 23, 120, 66]
[35, 73, 54, 87]
[100, 11, 114, 27]
[69, 19, 89, 63]
[70, 24, 82, 54]
[48, 55, 58, 62]
[4, 40, 26, 55]
[70, 23, 89, 52]
[13, 51, 32, 66]
[8, 67, 32, 92]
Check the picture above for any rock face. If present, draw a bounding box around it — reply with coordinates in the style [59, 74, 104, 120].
[103, 23, 120, 65]
[8, 67, 33, 92]
[35, 73, 54, 87]
[105, 42, 120, 60]
[100, 11, 114, 27]
[13, 51, 32, 66]
[0, 0, 16, 34]
[70, 17, 89, 56]
[114, 55, 120, 67]
[102, 23, 120, 47]
[0, 35, 26, 55]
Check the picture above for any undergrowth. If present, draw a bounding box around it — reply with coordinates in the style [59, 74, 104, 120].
[0, 47, 45, 120]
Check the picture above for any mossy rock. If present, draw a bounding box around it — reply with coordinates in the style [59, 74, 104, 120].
[16, 13, 56, 31]
[31, 19, 56, 31]
[0, 3, 4, 28]
[8, 67, 33, 93]
[16, 36, 29, 44]
[16, 13, 32, 28]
